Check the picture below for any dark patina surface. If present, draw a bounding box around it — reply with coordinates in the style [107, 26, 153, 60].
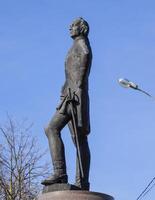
[42, 18, 92, 191]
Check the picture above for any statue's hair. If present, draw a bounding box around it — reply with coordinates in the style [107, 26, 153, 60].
[74, 17, 89, 36]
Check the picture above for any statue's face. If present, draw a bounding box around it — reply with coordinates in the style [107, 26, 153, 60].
[69, 20, 81, 38]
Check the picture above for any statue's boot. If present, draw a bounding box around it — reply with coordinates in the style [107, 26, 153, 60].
[41, 173, 68, 185]
[74, 136, 90, 190]
[41, 160, 68, 185]
[75, 156, 90, 190]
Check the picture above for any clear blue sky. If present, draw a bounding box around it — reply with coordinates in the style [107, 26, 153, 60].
[0, 0, 155, 199]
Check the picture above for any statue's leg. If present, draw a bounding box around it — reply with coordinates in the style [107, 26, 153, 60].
[72, 134, 90, 190]
[42, 110, 71, 185]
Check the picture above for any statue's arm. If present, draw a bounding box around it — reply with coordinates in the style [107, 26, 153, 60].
[76, 41, 90, 89]
[76, 52, 89, 89]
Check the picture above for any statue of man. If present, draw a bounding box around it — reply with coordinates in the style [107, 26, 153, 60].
[42, 17, 92, 191]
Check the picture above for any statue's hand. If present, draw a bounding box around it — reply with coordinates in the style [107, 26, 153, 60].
[75, 88, 82, 96]
[76, 80, 83, 89]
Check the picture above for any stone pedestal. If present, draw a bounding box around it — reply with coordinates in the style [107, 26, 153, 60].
[38, 190, 114, 200]
[39, 183, 114, 200]
[42, 183, 80, 193]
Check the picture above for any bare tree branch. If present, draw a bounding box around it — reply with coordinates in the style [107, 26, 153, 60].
[0, 116, 51, 200]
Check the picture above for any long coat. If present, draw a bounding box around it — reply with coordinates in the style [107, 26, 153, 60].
[57, 35, 92, 136]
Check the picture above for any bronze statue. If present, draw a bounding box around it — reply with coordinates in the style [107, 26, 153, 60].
[42, 17, 92, 191]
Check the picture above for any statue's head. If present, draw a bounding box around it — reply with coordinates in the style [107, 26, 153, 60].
[69, 17, 89, 39]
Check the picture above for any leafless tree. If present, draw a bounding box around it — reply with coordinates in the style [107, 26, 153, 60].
[0, 116, 50, 200]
